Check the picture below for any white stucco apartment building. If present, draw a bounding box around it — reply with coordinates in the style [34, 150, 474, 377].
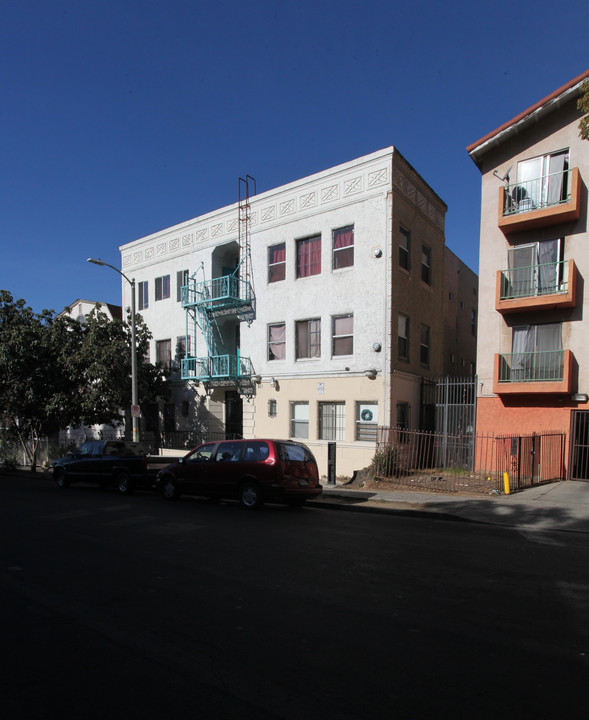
[119, 146, 476, 477]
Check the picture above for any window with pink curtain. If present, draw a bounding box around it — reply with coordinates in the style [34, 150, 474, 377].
[268, 243, 286, 283]
[268, 323, 286, 360]
[333, 226, 354, 270]
[297, 235, 321, 278]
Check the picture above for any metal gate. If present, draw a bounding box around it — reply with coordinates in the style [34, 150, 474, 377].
[569, 410, 589, 481]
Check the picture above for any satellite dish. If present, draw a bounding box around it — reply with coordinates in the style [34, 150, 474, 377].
[493, 165, 512, 183]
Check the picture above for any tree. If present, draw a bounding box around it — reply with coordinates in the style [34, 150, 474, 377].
[579, 80, 589, 141]
[0, 291, 169, 469]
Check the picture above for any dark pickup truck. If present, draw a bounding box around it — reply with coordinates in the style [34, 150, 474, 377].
[53, 439, 177, 495]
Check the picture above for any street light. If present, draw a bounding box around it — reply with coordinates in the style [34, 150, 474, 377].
[87, 258, 139, 443]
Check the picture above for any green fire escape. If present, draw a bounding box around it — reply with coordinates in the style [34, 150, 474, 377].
[180, 176, 256, 397]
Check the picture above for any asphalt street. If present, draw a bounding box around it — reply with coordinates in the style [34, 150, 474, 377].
[1, 474, 588, 719]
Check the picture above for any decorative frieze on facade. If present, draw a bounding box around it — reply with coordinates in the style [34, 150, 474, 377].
[122, 160, 401, 267]
[392, 166, 444, 230]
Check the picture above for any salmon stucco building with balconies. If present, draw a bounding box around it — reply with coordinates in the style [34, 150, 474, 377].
[467, 70, 589, 480]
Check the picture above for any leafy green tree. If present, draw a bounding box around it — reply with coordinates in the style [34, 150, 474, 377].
[579, 80, 589, 141]
[0, 291, 168, 469]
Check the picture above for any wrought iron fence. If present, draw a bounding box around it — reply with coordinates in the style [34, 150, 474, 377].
[498, 261, 567, 300]
[372, 428, 565, 493]
[503, 169, 571, 216]
[497, 350, 564, 383]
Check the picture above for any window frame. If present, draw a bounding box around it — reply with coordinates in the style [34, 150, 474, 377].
[268, 243, 286, 283]
[155, 275, 171, 302]
[332, 314, 353, 357]
[420, 324, 430, 367]
[332, 225, 354, 270]
[398, 314, 409, 361]
[295, 318, 321, 360]
[296, 235, 322, 279]
[156, 338, 172, 369]
[319, 401, 346, 441]
[399, 226, 410, 271]
[421, 245, 432, 285]
[267, 323, 286, 361]
[290, 401, 309, 439]
[177, 269, 189, 302]
[138, 281, 149, 311]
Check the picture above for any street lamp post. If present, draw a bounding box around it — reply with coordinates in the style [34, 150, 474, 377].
[87, 258, 139, 443]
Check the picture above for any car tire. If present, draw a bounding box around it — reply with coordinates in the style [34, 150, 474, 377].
[117, 471, 135, 496]
[55, 469, 70, 488]
[240, 481, 263, 510]
[161, 475, 181, 501]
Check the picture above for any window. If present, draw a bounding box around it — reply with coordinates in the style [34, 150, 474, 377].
[399, 227, 410, 270]
[296, 319, 321, 359]
[333, 226, 354, 270]
[511, 323, 562, 380]
[268, 323, 286, 360]
[268, 399, 277, 417]
[332, 314, 353, 356]
[516, 150, 569, 209]
[421, 245, 432, 285]
[356, 403, 378, 442]
[506, 238, 564, 298]
[268, 243, 286, 283]
[471, 310, 477, 336]
[177, 269, 189, 302]
[398, 314, 409, 360]
[420, 325, 430, 366]
[156, 339, 172, 369]
[176, 335, 190, 362]
[138, 281, 149, 310]
[155, 275, 170, 301]
[319, 402, 345, 441]
[397, 402, 411, 442]
[297, 235, 321, 278]
[290, 402, 309, 439]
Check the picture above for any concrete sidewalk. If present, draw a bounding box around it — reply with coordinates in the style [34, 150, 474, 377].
[313, 480, 589, 533]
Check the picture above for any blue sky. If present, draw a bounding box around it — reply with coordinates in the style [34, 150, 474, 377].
[2, 0, 588, 313]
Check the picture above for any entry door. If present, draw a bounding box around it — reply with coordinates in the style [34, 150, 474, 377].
[569, 411, 589, 481]
[225, 390, 243, 437]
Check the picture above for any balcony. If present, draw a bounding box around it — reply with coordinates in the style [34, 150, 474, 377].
[493, 349, 575, 395]
[498, 167, 581, 233]
[495, 259, 578, 314]
[181, 275, 253, 318]
[181, 354, 253, 384]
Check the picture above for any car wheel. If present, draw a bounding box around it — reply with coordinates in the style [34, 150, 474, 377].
[161, 475, 180, 501]
[55, 469, 69, 488]
[240, 481, 263, 510]
[117, 471, 135, 496]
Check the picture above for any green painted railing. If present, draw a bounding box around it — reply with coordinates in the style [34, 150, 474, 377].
[497, 350, 564, 383]
[503, 170, 571, 216]
[181, 275, 252, 308]
[499, 261, 566, 300]
[181, 354, 253, 381]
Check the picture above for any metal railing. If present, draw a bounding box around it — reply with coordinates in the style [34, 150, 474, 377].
[181, 354, 253, 381]
[499, 261, 567, 300]
[497, 350, 564, 383]
[503, 169, 571, 216]
[371, 428, 565, 493]
[181, 275, 252, 308]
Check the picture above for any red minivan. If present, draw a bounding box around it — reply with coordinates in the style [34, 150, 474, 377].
[157, 438, 322, 509]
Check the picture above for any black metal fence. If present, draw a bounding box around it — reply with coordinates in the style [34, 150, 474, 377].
[372, 428, 565, 493]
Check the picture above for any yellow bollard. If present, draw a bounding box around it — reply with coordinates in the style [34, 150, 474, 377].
[503, 472, 510, 495]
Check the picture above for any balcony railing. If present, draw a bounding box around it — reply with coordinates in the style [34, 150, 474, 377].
[498, 167, 581, 232]
[496, 259, 577, 313]
[503, 170, 572, 217]
[181, 354, 253, 382]
[181, 275, 253, 310]
[493, 349, 574, 395]
[497, 350, 564, 383]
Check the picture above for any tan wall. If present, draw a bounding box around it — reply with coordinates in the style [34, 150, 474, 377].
[249, 374, 384, 478]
